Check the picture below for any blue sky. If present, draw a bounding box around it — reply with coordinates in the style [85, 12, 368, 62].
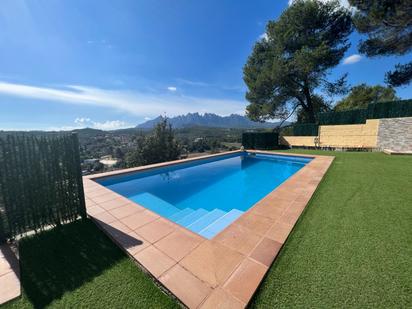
[0, 0, 411, 131]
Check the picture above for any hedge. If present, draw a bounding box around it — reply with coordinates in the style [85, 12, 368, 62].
[0, 133, 86, 243]
[242, 132, 279, 150]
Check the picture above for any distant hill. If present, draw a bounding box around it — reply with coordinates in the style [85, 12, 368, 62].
[136, 113, 286, 129]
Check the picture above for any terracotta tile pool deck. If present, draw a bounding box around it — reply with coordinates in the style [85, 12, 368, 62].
[83, 150, 334, 308]
[0, 245, 20, 305]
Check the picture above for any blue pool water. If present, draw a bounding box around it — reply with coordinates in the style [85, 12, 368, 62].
[98, 152, 311, 239]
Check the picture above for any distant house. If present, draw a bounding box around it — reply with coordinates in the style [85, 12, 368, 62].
[83, 158, 99, 164]
[100, 155, 118, 167]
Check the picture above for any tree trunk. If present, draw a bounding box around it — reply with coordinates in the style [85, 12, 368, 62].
[303, 84, 316, 123]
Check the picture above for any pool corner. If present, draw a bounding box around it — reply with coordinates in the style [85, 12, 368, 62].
[83, 150, 334, 308]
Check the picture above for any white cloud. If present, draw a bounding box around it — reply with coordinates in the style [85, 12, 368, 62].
[86, 39, 113, 48]
[259, 33, 268, 41]
[176, 78, 245, 92]
[74, 117, 91, 125]
[167, 86, 177, 91]
[49, 118, 129, 131]
[342, 54, 362, 65]
[177, 79, 211, 87]
[144, 117, 151, 121]
[0, 81, 246, 117]
[92, 120, 128, 130]
[288, 0, 350, 8]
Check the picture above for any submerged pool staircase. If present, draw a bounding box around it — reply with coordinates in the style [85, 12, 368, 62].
[130, 192, 244, 239]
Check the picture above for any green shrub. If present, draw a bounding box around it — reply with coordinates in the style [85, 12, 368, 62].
[280, 126, 293, 136]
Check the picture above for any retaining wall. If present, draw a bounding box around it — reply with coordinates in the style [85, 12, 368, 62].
[280, 136, 316, 147]
[318, 119, 379, 148]
[377, 117, 412, 151]
[280, 117, 412, 150]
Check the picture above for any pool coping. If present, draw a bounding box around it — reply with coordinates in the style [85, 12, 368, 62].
[0, 245, 20, 305]
[83, 150, 334, 308]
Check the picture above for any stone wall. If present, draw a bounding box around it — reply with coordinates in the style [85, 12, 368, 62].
[377, 117, 412, 151]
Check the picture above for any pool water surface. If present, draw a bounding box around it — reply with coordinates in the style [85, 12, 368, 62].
[98, 152, 311, 239]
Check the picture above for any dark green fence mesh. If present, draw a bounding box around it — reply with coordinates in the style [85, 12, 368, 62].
[318, 99, 412, 125]
[292, 123, 319, 136]
[319, 108, 368, 125]
[367, 99, 412, 119]
[281, 100, 411, 136]
[242, 132, 279, 150]
[0, 133, 86, 243]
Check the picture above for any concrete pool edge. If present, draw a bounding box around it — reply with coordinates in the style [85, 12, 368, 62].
[83, 150, 334, 308]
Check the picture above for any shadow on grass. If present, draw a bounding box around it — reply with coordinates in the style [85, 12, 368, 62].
[19, 219, 135, 309]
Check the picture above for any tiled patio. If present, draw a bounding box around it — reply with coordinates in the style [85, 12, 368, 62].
[83, 150, 334, 308]
[0, 245, 20, 305]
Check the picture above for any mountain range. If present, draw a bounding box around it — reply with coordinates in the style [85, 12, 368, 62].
[136, 113, 285, 129]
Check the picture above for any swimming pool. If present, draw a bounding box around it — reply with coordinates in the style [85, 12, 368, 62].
[97, 152, 312, 239]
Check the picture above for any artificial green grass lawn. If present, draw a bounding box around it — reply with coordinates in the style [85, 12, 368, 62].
[251, 150, 412, 308]
[2, 219, 179, 309]
[2, 151, 411, 308]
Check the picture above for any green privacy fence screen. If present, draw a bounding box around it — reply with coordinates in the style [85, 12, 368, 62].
[0, 133, 86, 243]
[367, 99, 412, 119]
[242, 132, 279, 149]
[318, 99, 412, 125]
[284, 99, 412, 135]
[318, 108, 367, 125]
[292, 123, 319, 136]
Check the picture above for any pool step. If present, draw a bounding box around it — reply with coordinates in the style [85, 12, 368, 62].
[187, 209, 227, 233]
[131, 192, 180, 217]
[169, 208, 195, 221]
[177, 208, 208, 227]
[198, 209, 244, 239]
[127, 192, 243, 239]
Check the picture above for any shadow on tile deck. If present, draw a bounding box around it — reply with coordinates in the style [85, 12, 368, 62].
[0, 245, 21, 305]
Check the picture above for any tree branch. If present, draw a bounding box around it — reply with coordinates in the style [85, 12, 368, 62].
[274, 103, 300, 132]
